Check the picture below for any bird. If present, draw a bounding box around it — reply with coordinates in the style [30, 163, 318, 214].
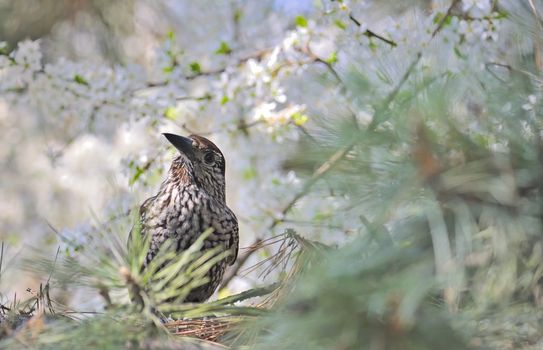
[136, 133, 238, 303]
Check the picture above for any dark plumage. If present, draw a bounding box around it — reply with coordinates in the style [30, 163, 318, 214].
[137, 133, 238, 302]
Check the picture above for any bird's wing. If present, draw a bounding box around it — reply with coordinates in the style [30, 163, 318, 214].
[227, 215, 239, 265]
[139, 195, 156, 224]
[205, 194, 239, 265]
[126, 195, 159, 267]
[128, 196, 154, 240]
[127, 196, 153, 248]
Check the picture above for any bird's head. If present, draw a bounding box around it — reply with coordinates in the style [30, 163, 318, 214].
[163, 133, 226, 202]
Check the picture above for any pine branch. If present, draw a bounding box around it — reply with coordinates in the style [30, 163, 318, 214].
[220, 143, 355, 290]
[219, 0, 465, 290]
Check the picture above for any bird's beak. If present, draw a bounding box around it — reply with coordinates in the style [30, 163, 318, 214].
[163, 133, 194, 159]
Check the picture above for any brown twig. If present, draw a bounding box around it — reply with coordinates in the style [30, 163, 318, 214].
[140, 48, 272, 91]
[485, 61, 542, 83]
[348, 14, 397, 47]
[175, 94, 213, 102]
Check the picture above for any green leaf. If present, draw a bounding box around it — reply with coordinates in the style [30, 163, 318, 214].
[325, 51, 338, 64]
[433, 12, 445, 24]
[73, 74, 89, 86]
[129, 166, 145, 186]
[454, 46, 465, 59]
[215, 41, 232, 55]
[313, 212, 332, 222]
[243, 168, 257, 180]
[6, 233, 20, 246]
[220, 95, 230, 105]
[234, 8, 242, 23]
[433, 12, 452, 26]
[163, 66, 174, 73]
[189, 62, 201, 74]
[495, 10, 508, 19]
[295, 15, 308, 28]
[164, 106, 177, 120]
[334, 19, 347, 30]
[292, 112, 309, 126]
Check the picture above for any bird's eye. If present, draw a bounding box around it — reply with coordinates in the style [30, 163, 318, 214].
[203, 152, 215, 165]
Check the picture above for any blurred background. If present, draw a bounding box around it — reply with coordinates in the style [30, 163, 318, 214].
[1, 0, 543, 348]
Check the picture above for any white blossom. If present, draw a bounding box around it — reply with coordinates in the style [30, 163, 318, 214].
[12, 40, 42, 72]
